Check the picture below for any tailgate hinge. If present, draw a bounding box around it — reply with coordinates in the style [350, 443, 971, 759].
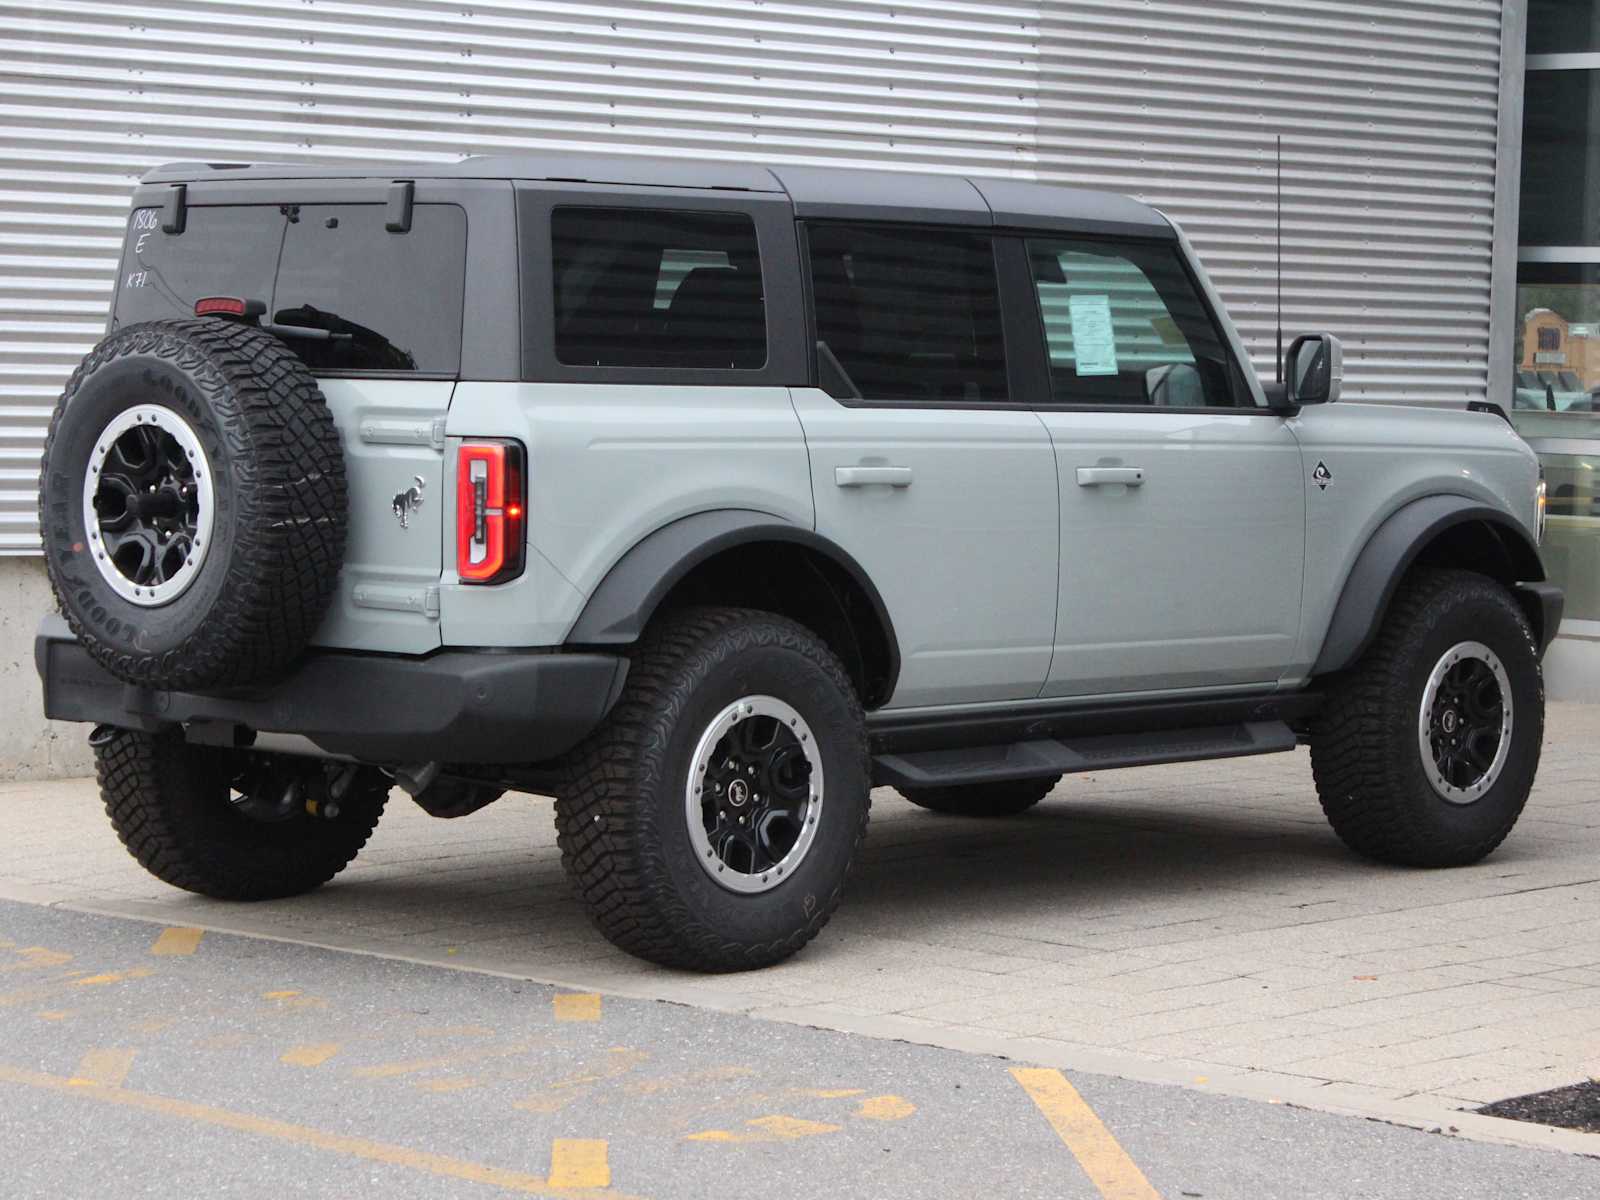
[352, 583, 442, 622]
[358, 417, 447, 453]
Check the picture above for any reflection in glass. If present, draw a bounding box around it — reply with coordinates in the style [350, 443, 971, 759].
[1528, 0, 1600, 55]
[1518, 69, 1600, 246]
[1512, 265, 1600, 411]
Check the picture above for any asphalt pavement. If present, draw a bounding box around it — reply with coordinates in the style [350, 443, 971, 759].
[1, 899, 1595, 1200]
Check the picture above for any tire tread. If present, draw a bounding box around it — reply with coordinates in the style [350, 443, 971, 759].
[1310, 568, 1542, 867]
[555, 607, 869, 971]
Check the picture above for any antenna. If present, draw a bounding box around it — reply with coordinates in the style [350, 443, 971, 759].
[1275, 134, 1284, 384]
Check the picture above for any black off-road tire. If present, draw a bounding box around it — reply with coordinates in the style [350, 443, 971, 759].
[95, 730, 388, 900]
[39, 318, 346, 690]
[899, 776, 1060, 817]
[555, 607, 870, 972]
[1310, 568, 1543, 868]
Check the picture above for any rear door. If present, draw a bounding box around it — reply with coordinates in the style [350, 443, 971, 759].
[1014, 235, 1306, 697]
[112, 197, 469, 653]
[793, 222, 1059, 708]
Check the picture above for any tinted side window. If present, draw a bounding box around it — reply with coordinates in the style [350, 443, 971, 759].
[807, 223, 1007, 403]
[113, 203, 468, 375]
[552, 208, 766, 369]
[1027, 239, 1242, 408]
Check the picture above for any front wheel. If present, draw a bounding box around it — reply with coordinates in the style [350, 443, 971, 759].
[555, 607, 870, 972]
[1310, 569, 1543, 867]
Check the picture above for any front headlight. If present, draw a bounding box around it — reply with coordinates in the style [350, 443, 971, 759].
[1536, 472, 1548, 545]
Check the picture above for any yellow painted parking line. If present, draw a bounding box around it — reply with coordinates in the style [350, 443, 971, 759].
[685, 1115, 841, 1144]
[553, 993, 601, 1022]
[150, 927, 204, 956]
[0, 1064, 639, 1197]
[548, 1140, 610, 1189]
[262, 990, 327, 1011]
[5, 946, 73, 970]
[854, 1094, 916, 1121]
[281, 1043, 341, 1068]
[624, 1065, 755, 1096]
[1012, 1068, 1162, 1200]
[354, 1040, 543, 1081]
[73, 967, 155, 987]
[71, 1048, 135, 1088]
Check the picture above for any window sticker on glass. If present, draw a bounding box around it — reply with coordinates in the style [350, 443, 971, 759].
[1068, 294, 1118, 377]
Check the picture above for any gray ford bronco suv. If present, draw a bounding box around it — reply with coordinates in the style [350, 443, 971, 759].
[36, 154, 1562, 972]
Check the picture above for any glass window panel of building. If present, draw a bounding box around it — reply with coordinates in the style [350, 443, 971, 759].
[1513, 1, 1600, 623]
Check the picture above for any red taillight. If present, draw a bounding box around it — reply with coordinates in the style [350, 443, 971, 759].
[194, 296, 265, 321]
[456, 440, 526, 584]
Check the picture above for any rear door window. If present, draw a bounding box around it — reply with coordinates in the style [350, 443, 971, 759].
[551, 207, 767, 370]
[112, 202, 468, 375]
[805, 223, 1008, 404]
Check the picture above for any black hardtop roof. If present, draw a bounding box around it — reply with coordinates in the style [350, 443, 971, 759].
[140, 152, 1172, 235]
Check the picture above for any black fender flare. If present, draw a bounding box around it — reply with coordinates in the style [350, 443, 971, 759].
[565, 509, 901, 695]
[1312, 495, 1550, 675]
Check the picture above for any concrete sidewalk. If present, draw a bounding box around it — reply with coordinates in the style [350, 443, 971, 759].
[3, 705, 1598, 1136]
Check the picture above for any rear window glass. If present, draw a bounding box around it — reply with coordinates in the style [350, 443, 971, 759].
[551, 207, 766, 370]
[114, 203, 467, 374]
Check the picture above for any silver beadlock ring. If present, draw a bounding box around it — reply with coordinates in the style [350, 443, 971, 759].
[1417, 640, 1514, 805]
[685, 694, 824, 895]
[82, 404, 214, 607]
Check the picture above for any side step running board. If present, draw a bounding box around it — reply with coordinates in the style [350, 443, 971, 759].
[871, 720, 1297, 790]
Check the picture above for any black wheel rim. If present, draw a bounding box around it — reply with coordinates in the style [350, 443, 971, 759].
[1418, 640, 1513, 804]
[687, 696, 823, 894]
[83, 405, 213, 606]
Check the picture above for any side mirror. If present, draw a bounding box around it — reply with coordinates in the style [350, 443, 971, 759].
[1285, 333, 1343, 405]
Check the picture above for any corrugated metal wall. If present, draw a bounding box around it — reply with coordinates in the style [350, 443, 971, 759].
[0, 0, 1041, 552]
[0, 0, 1508, 552]
[1036, 0, 1507, 406]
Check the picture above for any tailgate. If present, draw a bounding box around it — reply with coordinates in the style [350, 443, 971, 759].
[311, 379, 453, 654]
[109, 194, 470, 654]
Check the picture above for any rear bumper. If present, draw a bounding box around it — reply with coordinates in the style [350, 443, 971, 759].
[35, 614, 627, 764]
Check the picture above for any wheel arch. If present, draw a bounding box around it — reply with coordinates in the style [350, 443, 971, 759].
[565, 510, 901, 707]
[1312, 495, 1550, 676]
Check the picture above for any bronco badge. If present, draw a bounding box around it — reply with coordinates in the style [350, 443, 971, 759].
[391, 475, 426, 528]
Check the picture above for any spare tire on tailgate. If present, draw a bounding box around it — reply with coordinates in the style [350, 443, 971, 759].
[38, 317, 347, 691]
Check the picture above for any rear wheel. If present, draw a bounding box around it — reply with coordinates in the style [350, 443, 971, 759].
[1310, 569, 1543, 867]
[555, 607, 870, 972]
[899, 776, 1059, 817]
[95, 730, 388, 900]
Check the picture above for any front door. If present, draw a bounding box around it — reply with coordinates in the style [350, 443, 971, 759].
[794, 222, 1059, 709]
[1017, 234, 1306, 697]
